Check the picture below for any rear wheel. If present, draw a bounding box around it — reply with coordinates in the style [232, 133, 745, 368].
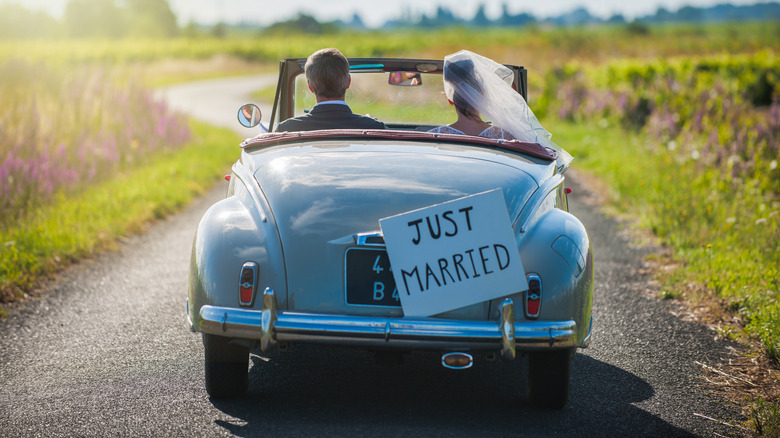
[527, 348, 574, 409]
[203, 333, 249, 398]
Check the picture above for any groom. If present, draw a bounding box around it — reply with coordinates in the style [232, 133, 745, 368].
[276, 48, 386, 132]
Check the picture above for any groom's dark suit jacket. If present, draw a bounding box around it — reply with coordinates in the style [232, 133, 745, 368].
[276, 103, 385, 132]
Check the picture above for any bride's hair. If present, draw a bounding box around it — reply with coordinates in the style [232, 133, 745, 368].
[442, 50, 573, 171]
[445, 59, 482, 120]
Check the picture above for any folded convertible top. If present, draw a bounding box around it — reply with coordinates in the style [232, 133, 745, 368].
[240, 129, 557, 162]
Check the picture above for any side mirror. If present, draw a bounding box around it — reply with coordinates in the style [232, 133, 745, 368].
[237, 103, 262, 128]
[388, 72, 423, 86]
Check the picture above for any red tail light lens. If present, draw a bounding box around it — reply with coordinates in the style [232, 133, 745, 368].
[525, 274, 541, 319]
[238, 262, 258, 307]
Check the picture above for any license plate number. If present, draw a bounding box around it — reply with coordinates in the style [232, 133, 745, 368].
[345, 248, 400, 307]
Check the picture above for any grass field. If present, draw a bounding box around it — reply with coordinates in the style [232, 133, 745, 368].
[1, 22, 777, 71]
[0, 120, 240, 310]
[543, 52, 779, 359]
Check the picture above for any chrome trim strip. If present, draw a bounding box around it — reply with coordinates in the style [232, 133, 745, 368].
[260, 287, 277, 352]
[186, 298, 195, 332]
[515, 174, 564, 232]
[354, 231, 386, 247]
[499, 299, 516, 360]
[197, 303, 578, 353]
[580, 315, 593, 348]
[232, 162, 268, 223]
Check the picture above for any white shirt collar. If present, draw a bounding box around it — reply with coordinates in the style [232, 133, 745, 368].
[314, 100, 348, 107]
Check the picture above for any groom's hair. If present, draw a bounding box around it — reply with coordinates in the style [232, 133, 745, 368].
[305, 48, 350, 99]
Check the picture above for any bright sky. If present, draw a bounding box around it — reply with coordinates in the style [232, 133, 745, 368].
[9, 0, 767, 27]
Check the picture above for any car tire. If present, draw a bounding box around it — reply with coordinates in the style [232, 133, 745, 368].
[527, 348, 573, 409]
[203, 333, 249, 398]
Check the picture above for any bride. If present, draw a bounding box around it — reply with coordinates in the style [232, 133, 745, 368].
[429, 50, 572, 171]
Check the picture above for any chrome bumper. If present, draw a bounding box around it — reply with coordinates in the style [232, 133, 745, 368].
[191, 288, 578, 360]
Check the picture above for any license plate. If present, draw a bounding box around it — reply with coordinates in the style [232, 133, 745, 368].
[345, 248, 400, 307]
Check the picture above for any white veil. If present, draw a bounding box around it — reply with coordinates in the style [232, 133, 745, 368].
[443, 50, 572, 172]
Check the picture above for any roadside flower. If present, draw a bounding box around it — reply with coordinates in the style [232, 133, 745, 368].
[0, 61, 191, 221]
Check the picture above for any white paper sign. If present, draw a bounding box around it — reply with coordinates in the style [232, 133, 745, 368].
[379, 188, 527, 317]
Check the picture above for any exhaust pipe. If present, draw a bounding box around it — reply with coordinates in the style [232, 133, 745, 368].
[442, 352, 473, 370]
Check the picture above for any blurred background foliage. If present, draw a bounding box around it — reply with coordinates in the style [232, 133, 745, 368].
[0, 0, 177, 39]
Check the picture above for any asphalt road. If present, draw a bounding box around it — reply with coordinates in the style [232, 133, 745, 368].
[0, 76, 743, 437]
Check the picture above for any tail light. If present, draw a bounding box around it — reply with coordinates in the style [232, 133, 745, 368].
[238, 262, 258, 307]
[525, 274, 541, 319]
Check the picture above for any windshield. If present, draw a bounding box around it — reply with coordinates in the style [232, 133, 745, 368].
[293, 71, 454, 128]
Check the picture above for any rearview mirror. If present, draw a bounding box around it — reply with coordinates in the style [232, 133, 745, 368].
[237, 103, 262, 128]
[388, 72, 423, 86]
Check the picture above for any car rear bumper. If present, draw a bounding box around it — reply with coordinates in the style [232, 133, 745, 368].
[189, 288, 580, 360]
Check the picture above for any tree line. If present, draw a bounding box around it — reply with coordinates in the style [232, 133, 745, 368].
[0, 0, 177, 39]
[381, 2, 780, 29]
[1, 0, 778, 39]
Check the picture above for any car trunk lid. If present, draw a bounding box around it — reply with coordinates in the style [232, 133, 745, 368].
[251, 141, 544, 319]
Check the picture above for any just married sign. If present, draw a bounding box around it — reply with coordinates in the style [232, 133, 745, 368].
[379, 189, 527, 317]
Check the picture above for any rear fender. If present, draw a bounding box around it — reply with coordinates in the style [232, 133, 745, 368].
[492, 208, 593, 345]
[188, 186, 287, 330]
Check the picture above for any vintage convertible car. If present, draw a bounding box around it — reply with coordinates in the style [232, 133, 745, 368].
[187, 57, 593, 408]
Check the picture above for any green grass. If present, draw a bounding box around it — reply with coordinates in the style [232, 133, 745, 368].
[249, 83, 277, 103]
[0, 120, 240, 312]
[140, 59, 276, 88]
[750, 395, 780, 436]
[556, 115, 780, 428]
[542, 50, 780, 364]
[2, 22, 777, 72]
[554, 118, 779, 355]
[552, 116, 779, 432]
